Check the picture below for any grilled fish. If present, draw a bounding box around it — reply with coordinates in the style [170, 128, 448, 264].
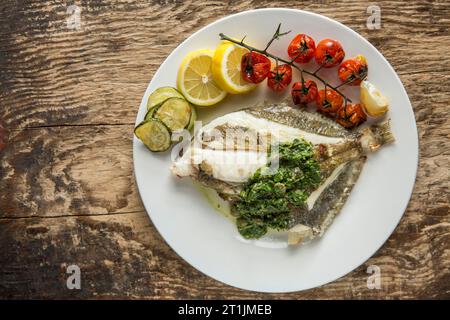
[171, 101, 395, 245]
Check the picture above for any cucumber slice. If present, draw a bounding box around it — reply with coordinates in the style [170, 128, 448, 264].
[146, 87, 184, 110]
[154, 97, 191, 132]
[144, 106, 157, 121]
[134, 119, 171, 152]
[187, 105, 197, 131]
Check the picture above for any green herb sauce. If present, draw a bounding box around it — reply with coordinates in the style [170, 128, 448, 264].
[233, 138, 321, 239]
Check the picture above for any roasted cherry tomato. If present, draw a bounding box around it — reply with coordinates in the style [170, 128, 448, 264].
[291, 80, 318, 105]
[241, 52, 271, 84]
[315, 39, 345, 68]
[287, 34, 316, 63]
[338, 55, 368, 85]
[336, 103, 367, 128]
[316, 88, 344, 115]
[267, 64, 292, 92]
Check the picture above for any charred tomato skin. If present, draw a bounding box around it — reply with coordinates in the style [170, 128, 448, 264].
[291, 80, 318, 105]
[336, 103, 367, 128]
[241, 52, 271, 84]
[315, 88, 344, 115]
[315, 39, 345, 68]
[338, 55, 368, 86]
[287, 34, 316, 63]
[267, 64, 293, 92]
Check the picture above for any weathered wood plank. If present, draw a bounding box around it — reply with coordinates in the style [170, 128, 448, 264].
[0, 209, 448, 299]
[1, 70, 448, 219]
[0, 125, 143, 218]
[0, 0, 449, 129]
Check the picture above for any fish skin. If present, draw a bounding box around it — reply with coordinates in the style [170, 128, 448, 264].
[291, 158, 366, 236]
[171, 101, 395, 244]
[197, 165, 242, 201]
[246, 101, 352, 138]
[317, 146, 363, 179]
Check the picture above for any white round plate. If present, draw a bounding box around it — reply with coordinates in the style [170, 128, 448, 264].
[133, 8, 418, 292]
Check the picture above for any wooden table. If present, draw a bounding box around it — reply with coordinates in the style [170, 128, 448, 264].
[0, 0, 449, 299]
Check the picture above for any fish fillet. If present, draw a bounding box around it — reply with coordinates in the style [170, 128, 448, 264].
[171, 101, 395, 245]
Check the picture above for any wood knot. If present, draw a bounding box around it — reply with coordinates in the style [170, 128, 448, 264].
[0, 124, 8, 152]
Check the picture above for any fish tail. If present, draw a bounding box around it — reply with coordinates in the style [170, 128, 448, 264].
[372, 120, 396, 144]
[359, 120, 395, 153]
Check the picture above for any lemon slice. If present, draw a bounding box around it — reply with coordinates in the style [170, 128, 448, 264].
[212, 42, 256, 94]
[177, 49, 227, 106]
[360, 80, 389, 117]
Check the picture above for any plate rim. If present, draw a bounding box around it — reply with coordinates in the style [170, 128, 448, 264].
[132, 7, 419, 293]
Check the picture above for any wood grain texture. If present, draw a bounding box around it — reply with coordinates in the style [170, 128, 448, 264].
[0, 125, 141, 218]
[0, 0, 449, 299]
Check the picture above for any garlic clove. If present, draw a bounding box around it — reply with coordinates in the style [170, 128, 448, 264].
[360, 80, 389, 117]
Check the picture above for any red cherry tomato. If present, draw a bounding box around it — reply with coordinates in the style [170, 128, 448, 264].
[336, 103, 367, 128]
[287, 34, 316, 63]
[241, 52, 271, 84]
[315, 39, 345, 68]
[316, 88, 344, 115]
[338, 55, 368, 86]
[291, 80, 318, 105]
[267, 64, 292, 92]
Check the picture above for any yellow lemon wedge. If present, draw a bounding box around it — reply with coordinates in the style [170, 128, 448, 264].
[177, 49, 227, 107]
[212, 42, 256, 94]
[360, 80, 389, 117]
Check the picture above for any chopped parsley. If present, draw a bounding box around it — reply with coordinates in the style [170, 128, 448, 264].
[234, 139, 321, 239]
